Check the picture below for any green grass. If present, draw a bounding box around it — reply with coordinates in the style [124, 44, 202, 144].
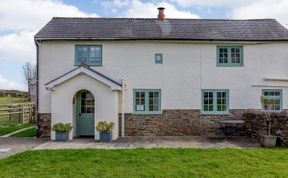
[0, 148, 288, 178]
[0, 123, 34, 136]
[10, 126, 36, 137]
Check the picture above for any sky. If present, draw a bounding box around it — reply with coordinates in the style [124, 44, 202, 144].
[0, 0, 288, 91]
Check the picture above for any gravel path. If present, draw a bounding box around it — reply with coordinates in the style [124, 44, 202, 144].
[0, 138, 46, 159]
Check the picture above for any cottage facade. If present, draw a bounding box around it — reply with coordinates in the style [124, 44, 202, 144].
[35, 9, 288, 140]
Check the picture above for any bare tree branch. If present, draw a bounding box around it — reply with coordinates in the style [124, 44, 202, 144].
[23, 62, 36, 92]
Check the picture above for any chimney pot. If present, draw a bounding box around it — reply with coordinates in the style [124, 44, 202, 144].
[157, 7, 165, 21]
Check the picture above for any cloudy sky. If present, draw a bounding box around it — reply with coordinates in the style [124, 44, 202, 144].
[0, 0, 287, 91]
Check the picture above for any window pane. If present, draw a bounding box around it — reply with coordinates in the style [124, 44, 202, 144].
[135, 92, 145, 111]
[219, 48, 228, 63]
[89, 46, 101, 65]
[80, 91, 94, 113]
[216, 91, 227, 111]
[203, 92, 213, 111]
[231, 48, 241, 63]
[148, 91, 160, 111]
[77, 47, 89, 64]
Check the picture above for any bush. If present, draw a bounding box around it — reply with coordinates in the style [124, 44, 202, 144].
[52, 123, 73, 133]
[96, 121, 114, 133]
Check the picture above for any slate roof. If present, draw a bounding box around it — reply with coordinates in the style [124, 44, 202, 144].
[35, 17, 288, 41]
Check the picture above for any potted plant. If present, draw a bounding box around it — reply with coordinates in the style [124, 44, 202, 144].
[260, 96, 277, 147]
[52, 122, 73, 142]
[96, 121, 115, 142]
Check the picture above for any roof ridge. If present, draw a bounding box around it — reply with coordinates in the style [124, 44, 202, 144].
[51, 17, 276, 21]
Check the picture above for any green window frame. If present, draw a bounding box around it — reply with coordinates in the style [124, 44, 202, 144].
[261, 89, 282, 111]
[133, 89, 161, 115]
[155, 53, 163, 64]
[217, 46, 243, 67]
[201, 89, 229, 115]
[75, 45, 102, 66]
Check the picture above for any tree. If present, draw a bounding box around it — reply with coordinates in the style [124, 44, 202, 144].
[23, 62, 36, 93]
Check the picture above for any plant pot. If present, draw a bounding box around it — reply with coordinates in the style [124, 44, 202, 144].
[260, 135, 277, 148]
[100, 132, 112, 143]
[55, 132, 69, 142]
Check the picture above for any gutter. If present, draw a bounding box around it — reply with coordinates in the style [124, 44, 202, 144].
[34, 37, 288, 42]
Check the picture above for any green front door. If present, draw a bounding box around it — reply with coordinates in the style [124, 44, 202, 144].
[76, 90, 95, 137]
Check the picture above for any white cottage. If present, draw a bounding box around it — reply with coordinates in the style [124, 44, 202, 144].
[35, 8, 288, 140]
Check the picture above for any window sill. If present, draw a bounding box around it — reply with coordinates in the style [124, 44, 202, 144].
[201, 112, 230, 116]
[132, 112, 162, 115]
[75, 64, 102, 67]
[216, 64, 243, 67]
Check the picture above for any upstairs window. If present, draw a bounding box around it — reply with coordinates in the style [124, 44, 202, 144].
[261, 89, 282, 111]
[133, 89, 161, 114]
[155, 53, 163, 64]
[217, 46, 243, 67]
[202, 89, 229, 115]
[75, 45, 102, 66]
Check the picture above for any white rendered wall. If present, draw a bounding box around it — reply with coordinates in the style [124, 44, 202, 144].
[50, 74, 119, 140]
[39, 41, 288, 114]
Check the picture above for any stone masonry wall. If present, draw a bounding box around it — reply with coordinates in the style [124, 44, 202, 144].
[119, 109, 246, 137]
[37, 113, 51, 138]
[243, 110, 288, 144]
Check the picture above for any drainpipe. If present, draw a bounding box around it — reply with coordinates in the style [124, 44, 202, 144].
[121, 78, 126, 137]
[35, 39, 40, 138]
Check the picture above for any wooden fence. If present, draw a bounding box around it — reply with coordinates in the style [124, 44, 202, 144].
[0, 103, 35, 124]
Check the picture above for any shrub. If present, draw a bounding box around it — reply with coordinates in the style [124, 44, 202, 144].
[52, 123, 73, 133]
[96, 121, 114, 133]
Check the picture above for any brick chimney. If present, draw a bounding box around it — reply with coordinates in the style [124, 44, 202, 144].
[157, 7, 165, 21]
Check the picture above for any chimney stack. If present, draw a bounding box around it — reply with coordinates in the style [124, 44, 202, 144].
[157, 7, 165, 21]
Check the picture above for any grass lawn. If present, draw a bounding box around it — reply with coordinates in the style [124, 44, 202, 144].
[10, 126, 36, 137]
[0, 123, 34, 136]
[0, 148, 288, 178]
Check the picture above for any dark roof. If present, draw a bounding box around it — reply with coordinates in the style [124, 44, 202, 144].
[35, 17, 288, 41]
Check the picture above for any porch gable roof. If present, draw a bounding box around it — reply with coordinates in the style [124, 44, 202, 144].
[45, 64, 122, 91]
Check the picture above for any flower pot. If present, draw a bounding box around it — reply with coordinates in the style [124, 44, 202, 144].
[260, 135, 277, 148]
[100, 132, 112, 142]
[55, 132, 69, 142]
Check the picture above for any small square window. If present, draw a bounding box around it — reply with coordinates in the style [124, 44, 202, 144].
[155, 53, 163, 64]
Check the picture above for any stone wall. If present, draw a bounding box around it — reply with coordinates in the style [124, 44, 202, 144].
[243, 110, 288, 143]
[37, 113, 51, 138]
[119, 109, 246, 136]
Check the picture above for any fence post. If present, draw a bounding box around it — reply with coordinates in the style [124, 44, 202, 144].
[21, 105, 24, 124]
[29, 105, 32, 123]
[8, 105, 11, 122]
